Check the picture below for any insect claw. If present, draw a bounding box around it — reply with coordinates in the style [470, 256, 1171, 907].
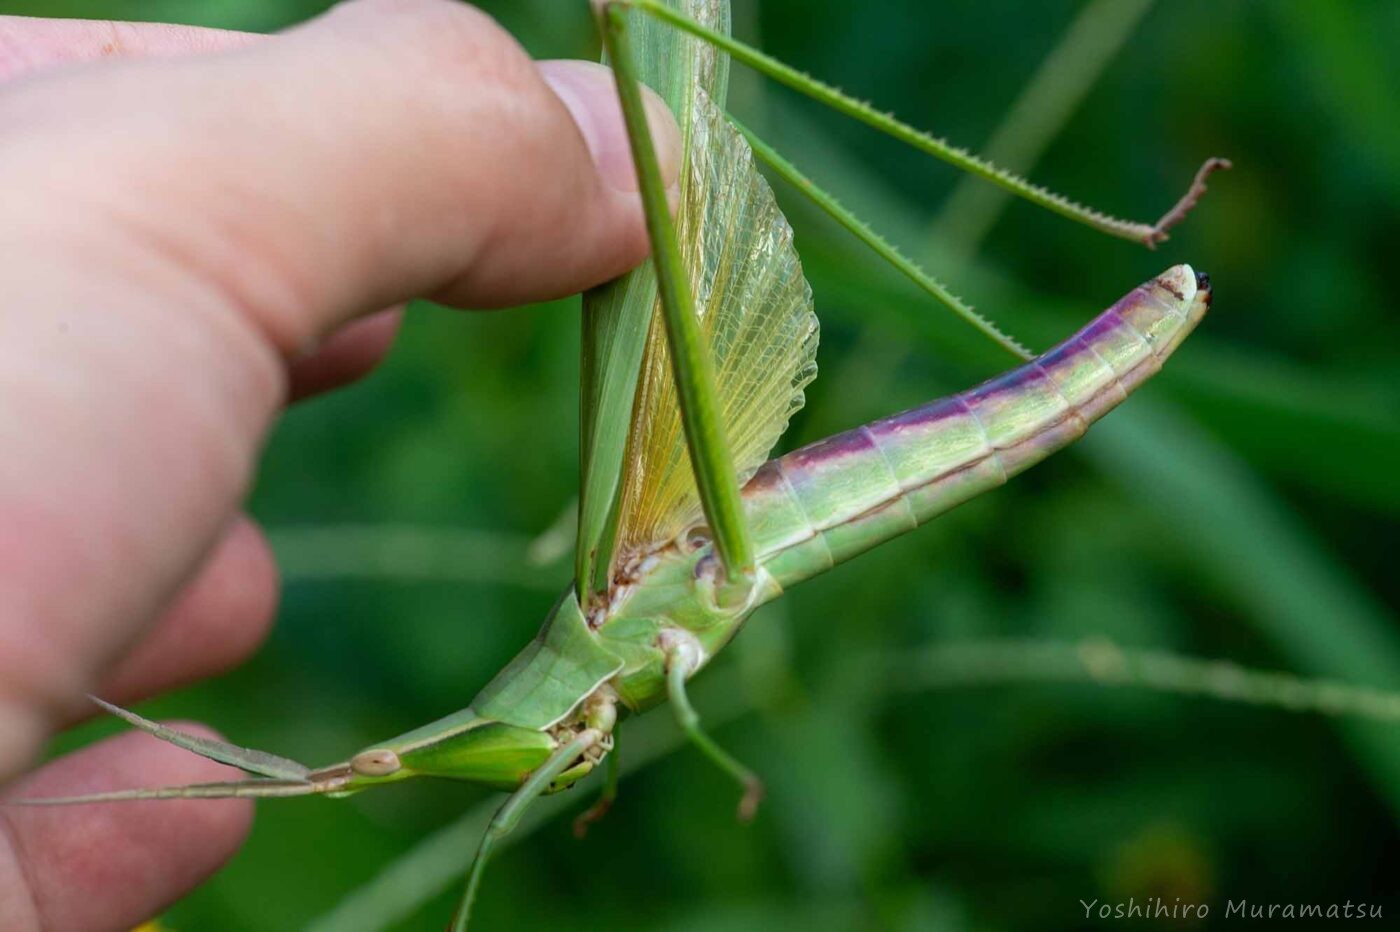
[736, 775, 765, 823]
[572, 797, 613, 838]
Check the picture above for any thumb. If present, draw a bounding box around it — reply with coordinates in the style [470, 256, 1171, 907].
[1, 0, 682, 352]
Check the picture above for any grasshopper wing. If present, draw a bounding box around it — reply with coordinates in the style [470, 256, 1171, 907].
[611, 88, 818, 569]
[577, 0, 734, 595]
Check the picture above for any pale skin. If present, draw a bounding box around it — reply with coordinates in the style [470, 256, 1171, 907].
[0, 1, 681, 929]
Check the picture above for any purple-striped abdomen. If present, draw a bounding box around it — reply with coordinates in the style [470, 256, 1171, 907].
[743, 265, 1211, 589]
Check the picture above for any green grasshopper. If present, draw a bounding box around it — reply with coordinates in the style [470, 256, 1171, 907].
[18, 1, 1228, 928]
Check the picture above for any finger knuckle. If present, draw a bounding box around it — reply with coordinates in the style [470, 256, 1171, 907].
[342, 0, 536, 89]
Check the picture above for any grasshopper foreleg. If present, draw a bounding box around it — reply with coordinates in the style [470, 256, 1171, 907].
[572, 735, 620, 838]
[451, 727, 605, 932]
[664, 638, 764, 822]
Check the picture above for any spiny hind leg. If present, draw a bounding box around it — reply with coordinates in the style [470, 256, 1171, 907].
[664, 641, 764, 822]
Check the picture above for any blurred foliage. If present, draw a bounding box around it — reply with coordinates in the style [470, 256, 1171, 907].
[15, 0, 1399, 928]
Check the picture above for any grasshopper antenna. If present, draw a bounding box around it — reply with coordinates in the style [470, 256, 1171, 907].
[4, 697, 347, 806]
[10, 779, 325, 805]
[86, 696, 312, 779]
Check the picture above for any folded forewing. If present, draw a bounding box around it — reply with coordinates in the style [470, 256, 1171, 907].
[612, 90, 818, 565]
[576, 0, 732, 595]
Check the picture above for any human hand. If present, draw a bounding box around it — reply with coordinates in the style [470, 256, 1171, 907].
[0, 3, 680, 928]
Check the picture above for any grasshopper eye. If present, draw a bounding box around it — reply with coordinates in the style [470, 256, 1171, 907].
[351, 749, 402, 777]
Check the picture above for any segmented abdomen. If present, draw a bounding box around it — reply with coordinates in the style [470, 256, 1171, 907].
[742, 265, 1211, 589]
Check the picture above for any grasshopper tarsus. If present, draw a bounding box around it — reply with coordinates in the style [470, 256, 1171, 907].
[1148, 156, 1235, 247]
[572, 797, 613, 838]
[736, 776, 765, 823]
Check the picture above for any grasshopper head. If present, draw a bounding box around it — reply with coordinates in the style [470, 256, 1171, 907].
[348, 717, 560, 792]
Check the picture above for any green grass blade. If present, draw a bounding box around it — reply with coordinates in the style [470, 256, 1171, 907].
[1271, 1, 1400, 202]
[731, 113, 1032, 362]
[269, 525, 558, 590]
[889, 638, 1400, 724]
[931, 0, 1156, 258]
[598, 3, 755, 579]
[1085, 401, 1400, 813]
[1166, 348, 1400, 512]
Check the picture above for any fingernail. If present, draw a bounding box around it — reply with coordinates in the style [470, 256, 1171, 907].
[540, 60, 682, 194]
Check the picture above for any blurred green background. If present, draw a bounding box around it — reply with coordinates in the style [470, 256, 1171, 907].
[17, 0, 1400, 928]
